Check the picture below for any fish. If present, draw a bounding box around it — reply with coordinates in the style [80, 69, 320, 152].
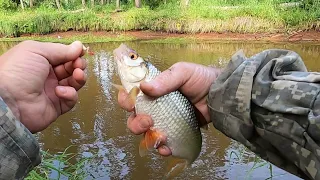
[112, 43, 202, 178]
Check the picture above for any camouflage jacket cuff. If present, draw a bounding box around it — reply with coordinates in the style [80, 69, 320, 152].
[0, 96, 41, 180]
[208, 49, 320, 180]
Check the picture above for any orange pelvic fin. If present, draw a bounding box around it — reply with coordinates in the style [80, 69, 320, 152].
[139, 129, 165, 157]
[145, 129, 164, 150]
[165, 158, 188, 179]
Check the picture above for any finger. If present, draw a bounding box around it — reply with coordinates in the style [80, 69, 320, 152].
[54, 61, 73, 80]
[73, 57, 87, 70]
[140, 62, 194, 97]
[117, 89, 135, 112]
[196, 100, 211, 126]
[59, 68, 87, 91]
[21, 40, 84, 66]
[55, 86, 78, 113]
[54, 57, 86, 80]
[127, 114, 153, 135]
[157, 145, 172, 156]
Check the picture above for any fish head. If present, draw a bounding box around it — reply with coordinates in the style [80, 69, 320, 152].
[113, 43, 148, 91]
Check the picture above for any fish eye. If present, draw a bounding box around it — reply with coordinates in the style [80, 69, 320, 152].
[129, 52, 138, 60]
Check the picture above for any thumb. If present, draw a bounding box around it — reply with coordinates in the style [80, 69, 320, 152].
[20, 40, 84, 66]
[140, 62, 194, 97]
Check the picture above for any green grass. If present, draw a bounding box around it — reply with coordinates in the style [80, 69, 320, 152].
[25, 146, 94, 180]
[0, 33, 137, 43]
[0, 0, 319, 37]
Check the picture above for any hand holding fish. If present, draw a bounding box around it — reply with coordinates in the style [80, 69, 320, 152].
[117, 61, 222, 156]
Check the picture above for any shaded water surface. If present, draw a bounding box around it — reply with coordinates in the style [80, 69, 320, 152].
[1, 41, 320, 180]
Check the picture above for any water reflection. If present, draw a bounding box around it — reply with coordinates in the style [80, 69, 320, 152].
[1, 40, 319, 179]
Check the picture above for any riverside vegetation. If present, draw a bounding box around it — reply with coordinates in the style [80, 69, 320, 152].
[0, 0, 319, 37]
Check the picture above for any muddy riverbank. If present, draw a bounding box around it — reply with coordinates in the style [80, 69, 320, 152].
[1, 30, 320, 43]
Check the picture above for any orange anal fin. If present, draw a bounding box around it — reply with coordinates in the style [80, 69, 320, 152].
[165, 158, 188, 179]
[145, 129, 165, 150]
[139, 138, 148, 157]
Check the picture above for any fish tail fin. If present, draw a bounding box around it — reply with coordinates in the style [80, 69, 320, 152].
[165, 158, 188, 179]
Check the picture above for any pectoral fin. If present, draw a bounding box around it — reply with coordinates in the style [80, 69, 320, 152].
[111, 83, 125, 91]
[112, 83, 140, 109]
[126, 86, 140, 107]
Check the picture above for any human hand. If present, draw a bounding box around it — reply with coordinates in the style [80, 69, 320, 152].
[0, 40, 87, 133]
[117, 62, 222, 156]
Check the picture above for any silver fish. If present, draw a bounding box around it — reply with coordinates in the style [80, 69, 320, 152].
[113, 43, 202, 177]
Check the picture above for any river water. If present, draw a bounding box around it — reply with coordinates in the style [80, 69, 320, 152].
[1, 40, 320, 180]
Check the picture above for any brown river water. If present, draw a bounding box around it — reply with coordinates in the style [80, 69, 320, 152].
[1, 40, 320, 180]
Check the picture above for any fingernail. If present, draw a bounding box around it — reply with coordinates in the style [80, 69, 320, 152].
[140, 81, 154, 92]
[140, 119, 151, 129]
[145, 80, 154, 86]
[70, 41, 83, 55]
[58, 86, 67, 94]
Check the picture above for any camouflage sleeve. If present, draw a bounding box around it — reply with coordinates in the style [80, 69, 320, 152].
[207, 49, 320, 180]
[0, 96, 41, 179]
